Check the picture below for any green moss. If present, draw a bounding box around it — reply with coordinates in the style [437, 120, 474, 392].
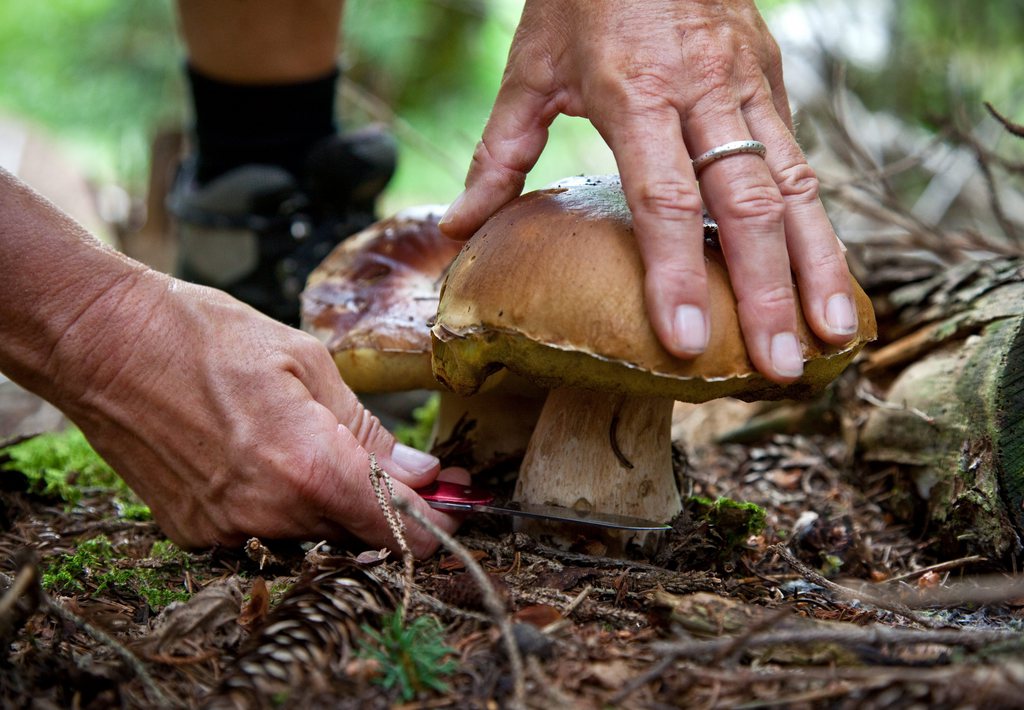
[150, 539, 190, 568]
[115, 500, 152, 521]
[43, 534, 191, 609]
[687, 495, 767, 549]
[1, 428, 150, 519]
[2, 428, 120, 503]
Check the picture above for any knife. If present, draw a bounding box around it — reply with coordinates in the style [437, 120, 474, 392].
[417, 480, 671, 532]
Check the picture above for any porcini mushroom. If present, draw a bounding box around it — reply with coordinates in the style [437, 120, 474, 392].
[301, 205, 543, 471]
[431, 176, 876, 549]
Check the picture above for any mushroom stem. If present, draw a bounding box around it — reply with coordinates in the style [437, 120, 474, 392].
[432, 387, 545, 473]
[513, 386, 681, 550]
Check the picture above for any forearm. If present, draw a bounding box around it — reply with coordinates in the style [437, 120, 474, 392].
[0, 167, 154, 408]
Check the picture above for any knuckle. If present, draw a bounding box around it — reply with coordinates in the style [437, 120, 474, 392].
[346, 405, 386, 448]
[764, 36, 783, 71]
[775, 161, 821, 204]
[469, 139, 528, 191]
[589, 64, 675, 113]
[632, 181, 704, 222]
[800, 246, 849, 278]
[648, 261, 708, 291]
[742, 283, 796, 314]
[719, 183, 786, 225]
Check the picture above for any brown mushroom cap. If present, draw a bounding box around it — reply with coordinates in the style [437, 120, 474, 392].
[432, 175, 876, 402]
[301, 205, 464, 392]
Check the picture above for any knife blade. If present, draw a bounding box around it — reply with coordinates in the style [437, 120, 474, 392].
[417, 481, 671, 532]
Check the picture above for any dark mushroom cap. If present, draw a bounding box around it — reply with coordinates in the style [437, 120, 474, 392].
[301, 205, 464, 392]
[431, 176, 876, 402]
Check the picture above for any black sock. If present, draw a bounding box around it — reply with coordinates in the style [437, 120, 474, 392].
[186, 65, 338, 184]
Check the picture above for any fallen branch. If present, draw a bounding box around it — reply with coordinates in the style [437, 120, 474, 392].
[391, 494, 527, 710]
[771, 544, 941, 628]
[884, 555, 987, 585]
[901, 573, 1024, 608]
[651, 624, 1023, 660]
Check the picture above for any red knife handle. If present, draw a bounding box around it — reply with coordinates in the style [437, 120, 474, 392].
[417, 480, 495, 506]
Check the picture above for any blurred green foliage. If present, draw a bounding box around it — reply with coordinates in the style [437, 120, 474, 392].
[0, 0, 181, 184]
[847, 0, 1024, 126]
[0, 0, 1018, 205]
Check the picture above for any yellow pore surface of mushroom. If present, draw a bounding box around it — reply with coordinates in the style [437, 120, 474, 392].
[431, 176, 876, 402]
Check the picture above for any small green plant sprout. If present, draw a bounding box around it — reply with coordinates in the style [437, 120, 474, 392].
[357, 609, 457, 701]
[394, 394, 440, 451]
[0, 428, 150, 519]
[42, 534, 190, 610]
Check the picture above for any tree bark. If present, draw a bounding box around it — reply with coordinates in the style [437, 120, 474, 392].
[860, 257, 1024, 560]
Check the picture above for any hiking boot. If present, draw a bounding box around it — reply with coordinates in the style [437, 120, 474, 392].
[168, 126, 398, 326]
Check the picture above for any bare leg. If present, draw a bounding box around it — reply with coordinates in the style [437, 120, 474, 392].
[176, 0, 344, 83]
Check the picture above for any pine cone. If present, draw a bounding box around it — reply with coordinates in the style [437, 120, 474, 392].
[208, 558, 395, 709]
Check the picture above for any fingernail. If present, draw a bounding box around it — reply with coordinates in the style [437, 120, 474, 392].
[391, 443, 438, 474]
[438, 191, 467, 232]
[770, 332, 804, 378]
[673, 305, 709, 354]
[825, 293, 857, 335]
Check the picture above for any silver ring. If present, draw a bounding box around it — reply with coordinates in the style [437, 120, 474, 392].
[691, 140, 767, 174]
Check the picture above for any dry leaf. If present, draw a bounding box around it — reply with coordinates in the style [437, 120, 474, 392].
[514, 604, 563, 629]
[238, 577, 269, 631]
[586, 659, 634, 689]
[142, 577, 244, 656]
[354, 548, 391, 566]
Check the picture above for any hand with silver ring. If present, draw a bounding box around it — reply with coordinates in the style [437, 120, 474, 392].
[439, 0, 860, 384]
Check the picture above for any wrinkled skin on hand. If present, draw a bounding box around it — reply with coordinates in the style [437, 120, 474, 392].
[440, 0, 859, 383]
[50, 274, 466, 557]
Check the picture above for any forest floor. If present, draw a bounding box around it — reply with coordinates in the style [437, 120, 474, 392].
[2, 372, 1023, 709]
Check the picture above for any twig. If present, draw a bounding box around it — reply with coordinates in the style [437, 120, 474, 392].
[540, 584, 595, 636]
[985, 102, 1024, 138]
[42, 592, 173, 708]
[771, 544, 941, 628]
[610, 654, 678, 706]
[856, 385, 936, 425]
[612, 603, 792, 705]
[716, 606, 793, 665]
[368, 454, 415, 621]
[462, 533, 721, 589]
[904, 573, 1024, 607]
[563, 584, 592, 617]
[0, 563, 40, 642]
[651, 624, 1022, 659]
[884, 555, 987, 585]
[366, 565, 490, 624]
[339, 77, 466, 181]
[391, 494, 527, 710]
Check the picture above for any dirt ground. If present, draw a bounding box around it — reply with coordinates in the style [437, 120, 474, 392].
[2, 367, 1023, 709]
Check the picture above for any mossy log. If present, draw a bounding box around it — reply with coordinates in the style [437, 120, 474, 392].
[860, 258, 1024, 559]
